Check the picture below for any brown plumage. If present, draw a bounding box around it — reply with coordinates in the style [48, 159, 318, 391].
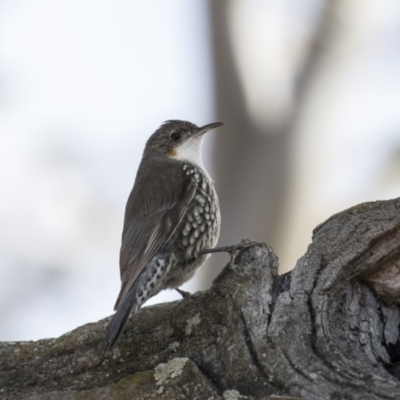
[105, 120, 222, 350]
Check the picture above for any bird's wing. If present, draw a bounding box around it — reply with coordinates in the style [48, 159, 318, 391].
[114, 162, 196, 310]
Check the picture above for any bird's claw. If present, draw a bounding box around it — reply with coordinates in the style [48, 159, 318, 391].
[175, 288, 191, 300]
[202, 239, 266, 279]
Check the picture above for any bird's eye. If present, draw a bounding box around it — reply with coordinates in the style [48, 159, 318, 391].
[170, 132, 181, 141]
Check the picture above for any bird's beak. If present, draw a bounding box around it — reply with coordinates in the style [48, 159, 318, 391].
[194, 122, 223, 136]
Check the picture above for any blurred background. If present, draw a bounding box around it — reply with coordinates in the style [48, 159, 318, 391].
[1, 0, 399, 341]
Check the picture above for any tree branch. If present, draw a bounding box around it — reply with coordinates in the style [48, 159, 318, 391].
[1, 199, 400, 400]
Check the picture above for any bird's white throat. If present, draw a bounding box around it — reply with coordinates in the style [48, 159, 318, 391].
[172, 136, 212, 180]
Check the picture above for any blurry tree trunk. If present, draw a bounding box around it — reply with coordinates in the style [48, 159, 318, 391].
[1, 198, 400, 400]
[206, 1, 294, 282]
[204, 1, 330, 283]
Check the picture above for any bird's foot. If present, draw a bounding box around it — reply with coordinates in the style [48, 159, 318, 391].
[202, 239, 265, 278]
[175, 288, 191, 300]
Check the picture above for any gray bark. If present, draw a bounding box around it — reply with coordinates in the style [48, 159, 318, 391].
[1, 198, 400, 400]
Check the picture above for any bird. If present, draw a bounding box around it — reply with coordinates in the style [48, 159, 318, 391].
[105, 120, 223, 350]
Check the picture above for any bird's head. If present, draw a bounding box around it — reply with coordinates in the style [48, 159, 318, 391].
[144, 120, 223, 165]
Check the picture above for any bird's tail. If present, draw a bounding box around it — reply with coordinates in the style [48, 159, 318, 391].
[104, 292, 140, 351]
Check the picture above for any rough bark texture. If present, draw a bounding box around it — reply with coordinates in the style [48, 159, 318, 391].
[1, 198, 400, 400]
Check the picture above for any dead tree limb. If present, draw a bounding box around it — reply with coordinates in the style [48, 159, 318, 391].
[1, 199, 400, 400]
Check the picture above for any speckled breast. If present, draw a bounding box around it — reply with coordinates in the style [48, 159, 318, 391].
[173, 163, 220, 260]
